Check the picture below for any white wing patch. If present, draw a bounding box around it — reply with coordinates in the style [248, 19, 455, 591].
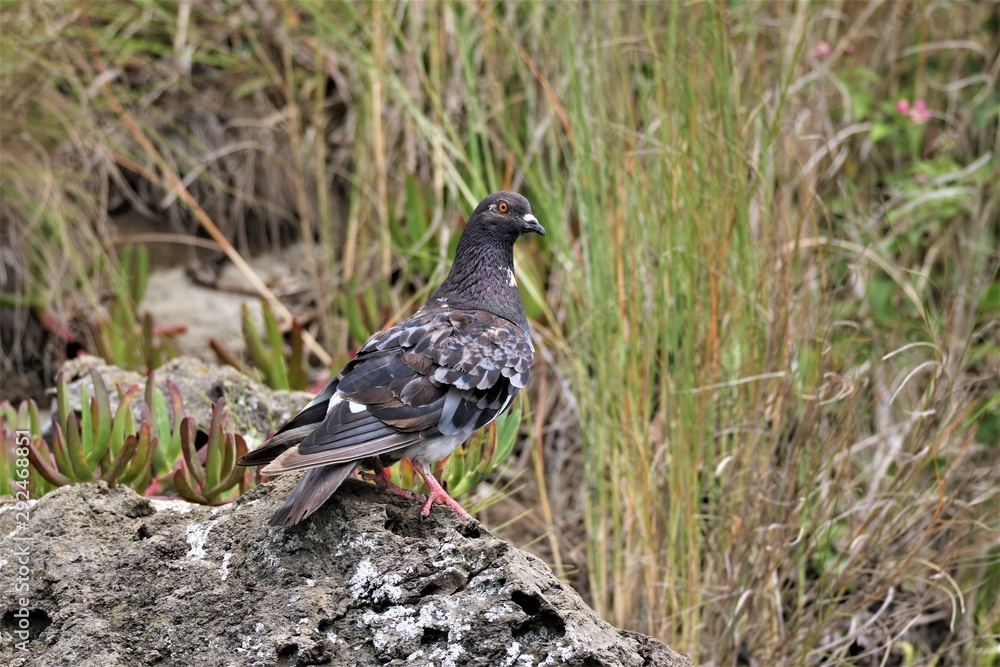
[505, 267, 516, 287]
[330, 391, 367, 415]
[498, 392, 515, 416]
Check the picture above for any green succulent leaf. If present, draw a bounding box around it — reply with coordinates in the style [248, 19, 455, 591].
[87, 369, 113, 467]
[118, 420, 157, 487]
[63, 412, 94, 482]
[492, 407, 521, 467]
[50, 423, 76, 483]
[26, 438, 71, 487]
[100, 432, 139, 485]
[173, 465, 208, 504]
[262, 303, 289, 390]
[179, 417, 205, 487]
[203, 399, 227, 492]
[108, 384, 140, 460]
[242, 302, 274, 385]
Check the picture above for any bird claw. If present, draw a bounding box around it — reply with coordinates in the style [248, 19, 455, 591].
[361, 472, 427, 503]
[413, 460, 473, 522]
[362, 459, 428, 503]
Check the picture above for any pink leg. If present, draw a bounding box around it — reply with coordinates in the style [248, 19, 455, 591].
[410, 460, 473, 522]
[361, 457, 427, 503]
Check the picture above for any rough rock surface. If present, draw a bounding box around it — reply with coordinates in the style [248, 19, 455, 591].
[0, 479, 691, 667]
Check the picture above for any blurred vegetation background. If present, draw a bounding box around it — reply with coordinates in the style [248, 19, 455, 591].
[1, 1, 997, 664]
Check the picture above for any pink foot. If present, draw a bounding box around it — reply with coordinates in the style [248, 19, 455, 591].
[361, 456, 427, 503]
[411, 460, 473, 522]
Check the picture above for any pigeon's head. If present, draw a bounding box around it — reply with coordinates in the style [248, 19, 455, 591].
[434, 191, 543, 325]
[469, 191, 546, 239]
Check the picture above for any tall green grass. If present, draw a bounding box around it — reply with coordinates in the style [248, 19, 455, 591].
[3, 1, 996, 664]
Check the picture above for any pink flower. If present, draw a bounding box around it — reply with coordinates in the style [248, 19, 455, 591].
[911, 99, 930, 124]
[812, 41, 831, 58]
[896, 98, 931, 124]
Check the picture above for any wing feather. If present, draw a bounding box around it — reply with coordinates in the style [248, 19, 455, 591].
[240, 307, 533, 474]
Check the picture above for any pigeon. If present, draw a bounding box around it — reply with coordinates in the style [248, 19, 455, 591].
[237, 191, 545, 528]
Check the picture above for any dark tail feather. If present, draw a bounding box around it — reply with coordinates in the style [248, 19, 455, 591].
[269, 463, 357, 528]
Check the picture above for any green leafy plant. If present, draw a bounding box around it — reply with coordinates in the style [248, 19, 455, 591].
[388, 176, 438, 279]
[4, 368, 254, 506]
[26, 369, 153, 489]
[91, 245, 181, 372]
[143, 375, 187, 481]
[336, 277, 386, 346]
[212, 300, 308, 391]
[172, 398, 253, 505]
[0, 400, 50, 498]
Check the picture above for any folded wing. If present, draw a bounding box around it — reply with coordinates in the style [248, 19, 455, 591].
[237, 308, 533, 474]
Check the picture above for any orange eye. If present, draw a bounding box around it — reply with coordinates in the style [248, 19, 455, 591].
[497, 201, 509, 213]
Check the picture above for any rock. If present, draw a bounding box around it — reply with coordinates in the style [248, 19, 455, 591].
[3, 355, 691, 665]
[0, 480, 691, 667]
[141, 266, 262, 359]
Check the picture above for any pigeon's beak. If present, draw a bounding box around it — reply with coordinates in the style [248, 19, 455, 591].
[522, 213, 546, 237]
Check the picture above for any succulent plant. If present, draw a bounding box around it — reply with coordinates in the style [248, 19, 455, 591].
[145, 375, 186, 480]
[2, 365, 256, 508]
[90, 245, 181, 372]
[25, 369, 156, 489]
[0, 399, 52, 498]
[212, 300, 309, 391]
[172, 397, 254, 505]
